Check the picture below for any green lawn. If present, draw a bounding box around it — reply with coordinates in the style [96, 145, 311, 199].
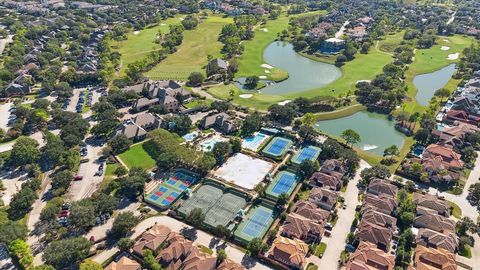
[110, 16, 183, 77]
[145, 15, 233, 80]
[447, 201, 462, 219]
[117, 143, 156, 170]
[184, 99, 212, 109]
[315, 242, 327, 258]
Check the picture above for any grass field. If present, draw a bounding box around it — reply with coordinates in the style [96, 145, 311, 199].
[110, 16, 183, 77]
[117, 143, 156, 170]
[144, 15, 233, 80]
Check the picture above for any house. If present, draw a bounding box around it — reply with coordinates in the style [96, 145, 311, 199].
[361, 209, 397, 232]
[402, 157, 460, 183]
[444, 109, 480, 126]
[346, 25, 368, 39]
[132, 97, 160, 112]
[104, 256, 141, 270]
[308, 187, 339, 211]
[346, 241, 395, 270]
[413, 246, 456, 270]
[367, 178, 398, 198]
[200, 113, 238, 134]
[207, 58, 229, 77]
[321, 159, 346, 175]
[413, 193, 450, 217]
[132, 224, 172, 256]
[321, 38, 345, 54]
[306, 22, 333, 39]
[414, 213, 456, 233]
[431, 122, 479, 148]
[4, 82, 31, 97]
[357, 16, 374, 25]
[291, 200, 330, 222]
[157, 233, 194, 270]
[423, 144, 464, 170]
[308, 171, 343, 190]
[268, 236, 309, 270]
[281, 212, 325, 243]
[216, 259, 246, 270]
[356, 220, 394, 252]
[133, 113, 162, 132]
[181, 247, 217, 270]
[362, 193, 397, 215]
[415, 228, 458, 253]
[131, 80, 191, 112]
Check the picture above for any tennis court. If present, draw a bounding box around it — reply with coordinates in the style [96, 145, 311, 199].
[178, 182, 248, 228]
[145, 169, 199, 208]
[261, 136, 293, 159]
[265, 171, 300, 199]
[291, 145, 321, 165]
[234, 203, 278, 245]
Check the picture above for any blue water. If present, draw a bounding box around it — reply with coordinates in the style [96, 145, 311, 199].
[201, 138, 224, 152]
[182, 132, 198, 142]
[242, 132, 268, 151]
[414, 64, 457, 106]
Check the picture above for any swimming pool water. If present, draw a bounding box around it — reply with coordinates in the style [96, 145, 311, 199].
[182, 132, 198, 142]
[201, 138, 223, 151]
[242, 132, 269, 151]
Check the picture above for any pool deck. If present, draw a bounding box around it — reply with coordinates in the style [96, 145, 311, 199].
[242, 132, 271, 152]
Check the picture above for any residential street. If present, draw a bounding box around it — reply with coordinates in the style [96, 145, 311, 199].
[308, 160, 370, 269]
[92, 215, 272, 270]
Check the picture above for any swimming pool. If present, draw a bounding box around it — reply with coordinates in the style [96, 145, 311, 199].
[182, 132, 198, 142]
[242, 132, 270, 151]
[200, 137, 226, 152]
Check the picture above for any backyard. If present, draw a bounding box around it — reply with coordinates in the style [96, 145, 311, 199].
[117, 142, 156, 170]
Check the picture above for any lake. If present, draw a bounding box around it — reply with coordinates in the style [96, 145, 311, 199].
[238, 42, 342, 95]
[314, 111, 406, 156]
[413, 64, 457, 106]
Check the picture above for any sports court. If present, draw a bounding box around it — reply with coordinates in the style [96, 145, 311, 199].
[178, 182, 248, 228]
[234, 202, 278, 244]
[145, 170, 198, 208]
[291, 145, 321, 165]
[261, 136, 293, 159]
[242, 132, 270, 152]
[213, 153, 274, 190]
[265, 170, 300, 199]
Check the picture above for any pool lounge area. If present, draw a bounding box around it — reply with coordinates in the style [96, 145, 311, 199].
[261, 136, 293, 159]
[265, 170, 300, 200]
[182, 131, 198, 142]
[234, 201, 279, 245]
[291, 145, 321, 165]
[145, 170, 198, 208]
[199, 136, 227, 152]
[242, 132, 271, 152]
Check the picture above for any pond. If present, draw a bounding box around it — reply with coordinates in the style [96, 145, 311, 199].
[413, 64, 457, 106]
[314, 111, 406, 156]
[238, 42, 342, 95]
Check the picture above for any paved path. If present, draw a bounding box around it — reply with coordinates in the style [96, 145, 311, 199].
[0, 131, 47, 153]
[0, 35, 13, 55]
[308, 160, 370, 269]
[92, 215, 272, 270]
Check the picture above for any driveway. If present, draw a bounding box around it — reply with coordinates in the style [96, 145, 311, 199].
[0, 102, 13, 131]
[92, 215, 272, 270]
[308, 160, 370, 269]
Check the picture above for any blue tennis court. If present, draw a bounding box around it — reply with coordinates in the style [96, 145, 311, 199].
[145, 169, 199, 208]
[265, 171, 300, 199]
[261, 137, 293, 159]
[242, 209, 271, 237]
[291, 145, 321, 165]
[234, 203, 278, 244]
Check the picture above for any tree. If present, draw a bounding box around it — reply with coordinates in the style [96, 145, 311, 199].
[10, 136, 40, 167]
[117, 238, 135, 252]
[187, 72, 204, 86]
[217, 249, 227, 263]
[8, 187, 38, 220]
[143, 249, 161, 270]
[32, 265, 55, 270]
[51, 170, 73, 196]
[457, 217, 479, 236]
[68, 200, 96, 233]
[157, 152, 178, 170]
[43, 237, 92, 269]
[276, 193, 289, 207]
[341, 129, 360, 146]
[79, 260, 102, 270]
[164, 115, 192, 136]
[299, 159, 319, 178]
[434, 87, 450, 101]
[0, 221, 28, 244]
[302, 113, 316, 126]
[461, 146, 477, 164]
[468, 183, 480, 210]
[114, 166, 128, 177]
[383, 145, 399, 159]
[186, 208, 205, 226]
[298, 126, 319, 142]
[108, 135, 132, 155]
[8, 239, 33, 269]
[110, 212, 139, 239]
[247, 237, 268, 257]
[268, 103, 298, 125]
[214, 225, 230, 238]
[210, 101, 230, 112]
[245, 76, 259, 89]
[360, 165, 391, 186]
[241, 112, 262, 136]
[230, 138, 242, 153]
[212, 141, 232, 164]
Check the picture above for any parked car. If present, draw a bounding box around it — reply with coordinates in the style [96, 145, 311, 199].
[74, 175, 83, 181]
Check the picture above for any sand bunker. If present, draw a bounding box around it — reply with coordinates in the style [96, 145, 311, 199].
[160, 23, 167, 26]
[441, 46, 450, 51]
[356, 80, 371, 84]
[261, 64, 274, 69]
[133, 31, 140, 35]
[261, 28, 268, 32]
[278, 100, 292, 106]
[239, 94, 253, 99]
[443, 39, 450, 43]
[264, 70, 271, 74]
[447, 53, 459, 60]
[259, 75, 267, 79]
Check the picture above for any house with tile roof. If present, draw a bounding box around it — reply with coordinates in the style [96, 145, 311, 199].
[414, 213, 456, 233]
[281, 212, 325, 244]
[362, 193, 397, 215]
[104, 256, 141, 270]
[413, 246, 457, 270]
[181, 246, 217, 270]
[361, 209, 397, 233]
[157, 233, 194, 270]
[415, 228, 458, 254]
[423, 144, 464, 169]
[268, 236, 309, 270]
[346, 241, 395, 270]
[367, 178, 398, 198]
[291, 200, 330, 222]
[132, 224, 172, 256]
[216, 259, 246, 270]
[413, 193, 450, 217]
[308, 171, 343, 191]
[355, 220, 394, 252]
[308, 187, 339, 211]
